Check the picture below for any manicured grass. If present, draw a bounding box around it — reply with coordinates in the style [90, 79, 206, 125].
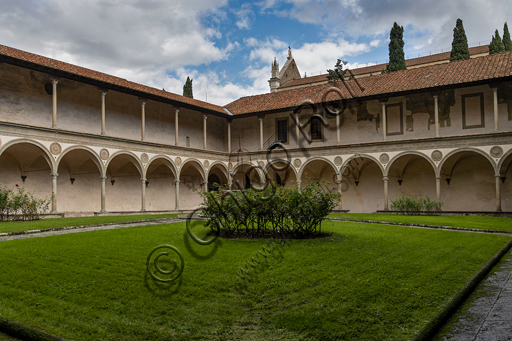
[329, 213, 512, 232]
[0, 221, 510, 340]
[0, 331, 19, 340]
[0, 214, 180, 234]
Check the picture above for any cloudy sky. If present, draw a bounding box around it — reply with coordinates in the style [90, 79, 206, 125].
[0, 0, 510, 105]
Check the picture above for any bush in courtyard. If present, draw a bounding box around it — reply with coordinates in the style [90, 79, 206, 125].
[201, 182, 341, 238]
[0, 183, 52, 221]
[390, 195, 443, 215]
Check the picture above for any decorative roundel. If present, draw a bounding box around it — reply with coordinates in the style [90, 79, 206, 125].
[431, 150, 443, 162]
[379, 153, 389, 164]
[334, 156, 343, 167]
[50, 142, 62, 155]
[100, 148, 109, 160]
[258, 161, 265, 169]
[175, 157, 182, 166]
[204, 160, 209, 168]
[228, 162, 233, 171]
[294, 158, 302, 168]
[490, 146, 503, 158]
[141, 153, 149, 163]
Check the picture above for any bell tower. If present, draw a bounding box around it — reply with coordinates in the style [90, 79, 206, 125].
[268, 57, 281, 93]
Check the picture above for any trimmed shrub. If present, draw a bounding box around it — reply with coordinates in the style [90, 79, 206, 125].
[201, 182, 341, 238]
[390, 195, 443, 215]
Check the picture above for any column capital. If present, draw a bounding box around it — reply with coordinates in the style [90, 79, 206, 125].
[383, 176, 389, 181]
[100, 176, 107, 180]
[436, 176, 441, 181]
[227, 117, 233, 124]
[48, 75, 60, 83]
[175, 108, 180, 114]
[138, 97, 148, 104]
[489, 82, 501, 90]
[379, 98, 388, 104]
[258, 114, 265, 120]
[140, 178, 147, 182]
[98, 87, 109, 94]
[203, 114, 208, 119]
[175, 180, 180, 184]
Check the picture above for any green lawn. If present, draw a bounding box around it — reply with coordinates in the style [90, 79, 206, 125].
[329, 213, 512, 232]
[0, 221, 509, 340]
[0, 214, 180, 234]
[0, 331, 18, 340]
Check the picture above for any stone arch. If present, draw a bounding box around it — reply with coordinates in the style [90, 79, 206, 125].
[56, 146, 103, 176]
[231, 162, 264, 190]
[144, 155, 178, 211]
[438, 147, 496, 178]
[0, 139, 55, 209]
[497, 147, 512, 177]
[497, 148, 512, 212]
[385, 151, 437, 177]
[0, 138, 55, 172]
[439, 148, 497, 211]
[206, 162, 229, 191]
[298, 157, 338, 181]
[264, 161, 298, 188]
[179, 158, 205, 180]
[341, 154, 385, 213]
[386, 151, 437, 205]
[105, 151, 144, 212]
[55, 146, 103, 213]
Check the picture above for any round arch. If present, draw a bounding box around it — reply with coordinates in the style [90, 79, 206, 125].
[438, 147, 496, 178]
[104, 151, 143, 176]
[56, 146, 103, 176]
[298, 157, 338, 181]
[341, 154, 384, 179]
[497, 147, 512, 174]
[144, 155, 177, 179]
[0, 138, 55, 172]
[179, 158, 205, 180]
[230, 162, 264, 189]
[206, 161, 229, 181]
[385, 151, 437, 177]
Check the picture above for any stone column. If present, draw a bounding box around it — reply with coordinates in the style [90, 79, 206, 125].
[296, 179, 301, 194]
[204, 181, 209, 193]
[51, 172, 58, 213]
[380, 101, 387, 141]
[203, 114, 207, 149]
[336, 114, 341, 144]
[100, 176, 106, 212]
[496, 175, 502, 212]
[337, 177, 343, 210]
[295, 112, 300, 147]
[51, 79, 59, 128]
[493, 87, 499, 131]
[227, 120, 232, 152]
[99, 88, 108, 135]
[436, 176, 441, 202]
[141, 178, 147, 211]
[175, 108, 180, 146]
[175, 180, 180, 210]
[139, 99, 147, 141]
[259, 115, 264, 149]
[433, 94, 439, 137]
[383, 176, 389, 211]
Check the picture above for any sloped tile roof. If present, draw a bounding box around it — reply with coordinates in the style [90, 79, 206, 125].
[0, 44, 226, 114]
[280, 45, 490, 89]
[225, 51, 512, 115]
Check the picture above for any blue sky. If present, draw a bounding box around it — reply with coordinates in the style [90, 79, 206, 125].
[0, 0, 510, 105]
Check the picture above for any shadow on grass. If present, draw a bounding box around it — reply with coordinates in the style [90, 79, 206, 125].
[143, 270, 182, 297]
[182, 230, 222, 261]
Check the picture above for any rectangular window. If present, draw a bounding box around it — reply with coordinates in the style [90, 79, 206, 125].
[462, 93, 485, 129]
[276, 119, 288, 143]
[311, 116, 322, 140]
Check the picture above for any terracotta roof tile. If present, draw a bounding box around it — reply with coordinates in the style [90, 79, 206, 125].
[225, 51, 512, 115]
[280, 45, 490, 89]
[0, 44, 226, 114]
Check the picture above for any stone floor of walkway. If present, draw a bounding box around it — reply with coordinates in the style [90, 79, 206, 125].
[435, 247, 512, 341]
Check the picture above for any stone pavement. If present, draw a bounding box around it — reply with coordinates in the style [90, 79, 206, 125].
[436, 247, 512, 341]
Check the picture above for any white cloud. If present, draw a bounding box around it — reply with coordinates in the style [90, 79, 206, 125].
[235, 4, 253, 30]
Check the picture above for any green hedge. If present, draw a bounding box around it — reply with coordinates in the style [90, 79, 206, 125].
[390, 195, 443, 215]
[200, 182, 341, 238]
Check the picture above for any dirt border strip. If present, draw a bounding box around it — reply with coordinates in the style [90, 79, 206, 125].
[0, 217, 182, 237]
[412, 238, 512, 340]
[328, 218, 512, 235]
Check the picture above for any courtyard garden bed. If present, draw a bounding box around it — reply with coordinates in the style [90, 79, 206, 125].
[0, 220, 510, 340]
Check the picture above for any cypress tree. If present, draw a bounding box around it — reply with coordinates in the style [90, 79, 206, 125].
[490, 29, 505, 54]
[183, 77, 193, 98]
[386, 22, 406, 72]
[450, 18, 470, 61]
[503, 23, 512, 51]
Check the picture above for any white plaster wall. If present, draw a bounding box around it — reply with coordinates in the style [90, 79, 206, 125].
[231, 116, 260, 151]
[146, 177, 175, 211]
[0, 65, 53, 127]
[105, 91, 142, 141]
[145, 101, 174, 145]
[206, 115, 227, 152]
[56, 163, 101, 212]
[342, 162, 384, 213]
[387, 158, 437, 204]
